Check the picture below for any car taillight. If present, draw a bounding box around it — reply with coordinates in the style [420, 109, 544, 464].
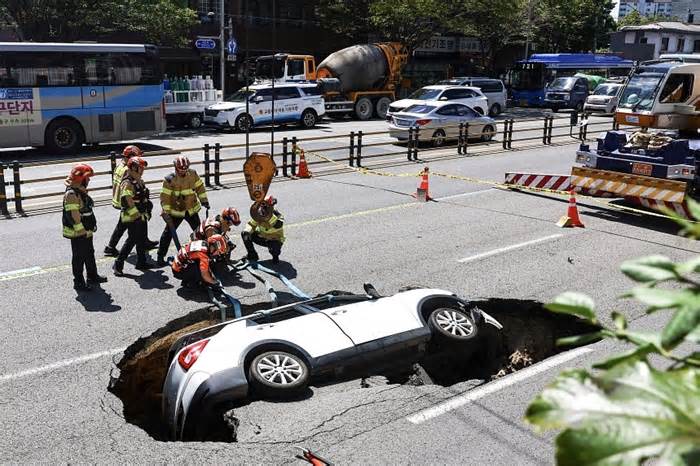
[178, 339, 209, 371]
[415, 119, 432, 126]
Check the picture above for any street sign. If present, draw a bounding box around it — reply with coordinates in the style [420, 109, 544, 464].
[227, 38, 238, 55]
[227, 54, 237, 62]
[195, 38, 217, 50]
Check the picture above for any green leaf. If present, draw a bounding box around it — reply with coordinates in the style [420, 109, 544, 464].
[687, 326, 700, 344]
[661, 305, 700, 351]
[686, 198, 700, 222]
[621, 255, 677, 283]
[611, 311, 627, 331]
[625, 287, 690, 311]
[525, 362, 700, 466]
[676, 256, 700, 275]
[546, 292, 597, 324]
[556, 332, 603, 347]
[620, 330, 664, 352]
[593, 344, 654, 370]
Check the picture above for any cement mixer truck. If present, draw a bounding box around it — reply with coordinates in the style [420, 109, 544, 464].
[255, 42, 408, 120]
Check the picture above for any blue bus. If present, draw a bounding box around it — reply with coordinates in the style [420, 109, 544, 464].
[0, 42, 165, 153]
[510, 53, 634, 107]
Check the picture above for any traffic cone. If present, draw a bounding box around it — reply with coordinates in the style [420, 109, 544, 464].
[297, 150, 311, 179]
[557, 190, 585, 228]
[414, 166, 431, 201]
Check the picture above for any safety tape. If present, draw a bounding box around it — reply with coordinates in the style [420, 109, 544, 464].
[302, 146, 691, 222]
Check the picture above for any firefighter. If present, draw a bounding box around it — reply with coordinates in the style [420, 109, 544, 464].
[171, 234, 228, 289]
[242, 196, 285, 264]
[157, 155, 209, 266]
[63, 164, 107, 291]
[104, 145, 157, 256]
[113, 156, 155, 275]
[192, 207, 241, 266]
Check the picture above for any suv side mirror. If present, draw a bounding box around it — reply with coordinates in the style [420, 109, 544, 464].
[253, 95, 263, 103]
[363, 283, 382, 299]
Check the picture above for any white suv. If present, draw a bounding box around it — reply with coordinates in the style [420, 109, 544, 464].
[204, 83, 326, 132]
[439, 77, 507, 116]
[388, 85, 488, 119]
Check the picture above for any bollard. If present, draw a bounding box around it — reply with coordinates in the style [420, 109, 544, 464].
[502, 121, 509, 150]
[0, 163, 8, 216]
[356, 131, 363, 167]
[507, 119, 514, 149]
[413, 127, 420, 160]
[203, 144, 211, 187]
[547, 116, 554, 144]
[407, 128, 414, 161]
[11, 161, 23, 215]
[612, 118, 619, 131]
[349, 131, 356, 167]
[463, 123, 469, 155]
[109, 151, 117, 176]
[542, 117, 549, 145]
[291, 137, 298, 176]
[282, 137, 289, 177]
[214, 143, 221, 186]
[458, 123, 464, 154]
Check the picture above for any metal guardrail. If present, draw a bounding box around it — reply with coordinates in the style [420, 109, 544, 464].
[0, 112, 615, 217]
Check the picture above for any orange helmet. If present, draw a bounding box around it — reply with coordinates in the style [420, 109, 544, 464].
[122, 145, 143, 159]
[207, 234, 228, 257]
[70, 164, 94, 184]
[127, 156, 148, 170]
[265, 196, 277, 206]
[174, 155, 190, 172]
[221, 207, 241, 226]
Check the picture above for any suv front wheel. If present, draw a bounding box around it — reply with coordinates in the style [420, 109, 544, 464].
[300, 109, 317, 129]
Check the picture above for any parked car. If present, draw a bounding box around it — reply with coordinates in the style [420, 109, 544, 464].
[162, 286, 502, 440]
[204, 83, 325, 132]
[583, 82, 623, 114]
[388, 85, 489, 118]
[544, 76, 590, 112]
[388, 101, 497, 147]
[438, 77, 507, 116]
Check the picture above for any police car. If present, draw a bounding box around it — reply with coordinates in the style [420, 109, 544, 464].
[204, 83, 326, 132]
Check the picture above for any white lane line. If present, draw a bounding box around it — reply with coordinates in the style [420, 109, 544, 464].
[435, 189, 494, 201]
[0, 347, 126, 383]
[457, 233, 564, 263]
[406, 346, 593, 424]
[0, 266, 43, 278]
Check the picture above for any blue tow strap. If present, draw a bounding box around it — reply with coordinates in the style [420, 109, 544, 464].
[249, 262, 310, 299]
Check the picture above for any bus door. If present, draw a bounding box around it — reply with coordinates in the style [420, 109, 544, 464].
[81, 85, 109, 142]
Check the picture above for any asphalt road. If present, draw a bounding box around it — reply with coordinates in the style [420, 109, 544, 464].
[1, 116, 696, 464]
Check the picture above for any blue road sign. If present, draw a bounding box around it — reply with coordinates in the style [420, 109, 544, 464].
[227, 38, 238, 55]
[195, 38, 217, 50]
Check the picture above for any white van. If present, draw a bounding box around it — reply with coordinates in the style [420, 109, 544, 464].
[439, 77, 507, 116]
[204, 83, 326, 132]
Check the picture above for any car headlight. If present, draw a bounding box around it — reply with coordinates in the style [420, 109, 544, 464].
[563, 95, 570, 100]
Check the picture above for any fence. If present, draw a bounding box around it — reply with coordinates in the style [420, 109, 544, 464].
[0, 112, 620, 217]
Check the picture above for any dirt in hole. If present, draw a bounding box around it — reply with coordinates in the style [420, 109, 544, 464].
[109, 294, 598, 442]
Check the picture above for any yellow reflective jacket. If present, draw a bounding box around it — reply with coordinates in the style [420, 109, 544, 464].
[120, 177, 150, 223]
[62, 183, 95, 239]
[111, 161, 128, 209]
[160, 169, 208, 218]
[245, 212, 285, 243]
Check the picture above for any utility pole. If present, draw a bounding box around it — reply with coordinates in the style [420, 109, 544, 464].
[220, 0, 225, 97]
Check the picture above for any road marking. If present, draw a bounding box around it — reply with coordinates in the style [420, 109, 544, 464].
[0, 347, 126, 384]
[405, 346, 593, 424]
[457, 233, 564, 263]
[0, 190, 497, 281]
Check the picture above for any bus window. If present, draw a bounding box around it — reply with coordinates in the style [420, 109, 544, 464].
[2, 53, 78, 87]
[659, 74, 694, 103]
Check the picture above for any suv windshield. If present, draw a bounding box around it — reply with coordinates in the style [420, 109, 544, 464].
[618, 72, 665, 111]
[593, 84, 621, 96]
[226, 89, 254, 102]
[548, 77, 575, 91]
[408, 88, 443, 100]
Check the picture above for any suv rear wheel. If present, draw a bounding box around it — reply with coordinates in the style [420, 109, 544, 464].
[428, 307, 478, 344]
[300, 109, 317, 129]
[249, 350, 310, 398]
[235, 113, 253, 132]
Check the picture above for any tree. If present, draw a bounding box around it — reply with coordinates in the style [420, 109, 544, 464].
[532, 0, 616, 52]
[315, 0, 372, 42]
[526, 201, 700, 465]
[617, 10, 679, 28]
[6, 0, 197, 47]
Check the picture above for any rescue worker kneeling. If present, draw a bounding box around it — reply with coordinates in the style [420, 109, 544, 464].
[171, 235, 228, 289]
[242, 196, 285, 264]
[192, 207, 241, 264]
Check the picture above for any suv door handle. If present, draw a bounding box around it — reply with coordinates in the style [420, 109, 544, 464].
[331, 310, 347, 316]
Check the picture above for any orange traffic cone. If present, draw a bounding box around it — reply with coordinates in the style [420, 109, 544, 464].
[557, 190, 585, 228]
[297, 150, 311, 179]
[414, 166, 431, 201]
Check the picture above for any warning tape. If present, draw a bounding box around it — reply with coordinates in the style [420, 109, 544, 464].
[303, 146, 690, 222]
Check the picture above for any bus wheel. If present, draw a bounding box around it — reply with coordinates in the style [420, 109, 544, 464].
[46, 118, 84, 154]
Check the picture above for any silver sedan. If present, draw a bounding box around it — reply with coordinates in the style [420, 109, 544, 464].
[388, 101, 497, 147]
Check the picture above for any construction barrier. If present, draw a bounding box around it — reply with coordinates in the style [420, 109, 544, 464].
[0, 112, 622, 217]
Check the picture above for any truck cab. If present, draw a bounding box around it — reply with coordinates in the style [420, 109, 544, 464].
[255, 54, 317, 83]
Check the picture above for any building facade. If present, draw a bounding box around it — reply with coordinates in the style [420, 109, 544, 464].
[610, 21, 700, 60]
[671, 0, 700, 23]
[617, 0, 673, 20]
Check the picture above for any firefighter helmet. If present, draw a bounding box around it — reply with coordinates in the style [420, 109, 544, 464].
[174, 155, 190, 172]
[127, 156, 148, 170]
[221, 207, 241, 226]
[265, 195, 277, 206]
[122, 145, 143, 159]
[69, 164, 94, 184]
[207, 234, 228, 257]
